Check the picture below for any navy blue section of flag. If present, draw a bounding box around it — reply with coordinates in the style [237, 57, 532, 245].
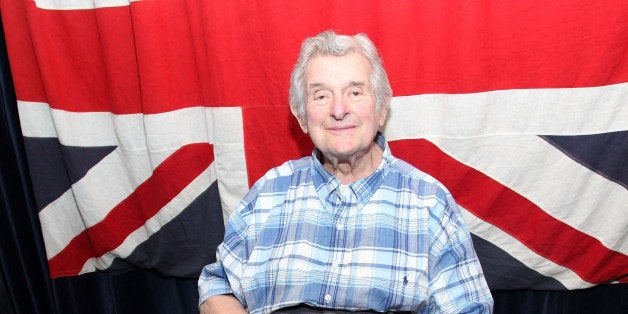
[471, 234, 565, 290]
[541, 131, 628, 187]
[23, 137, 116, 211]
[108, 181, 224, 278]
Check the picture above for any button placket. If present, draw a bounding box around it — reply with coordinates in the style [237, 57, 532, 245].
[324, 185, 353, 307]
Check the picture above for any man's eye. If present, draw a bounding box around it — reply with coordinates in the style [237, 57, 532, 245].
[349, 89, 363, 97]
[310, 91, 330, 104]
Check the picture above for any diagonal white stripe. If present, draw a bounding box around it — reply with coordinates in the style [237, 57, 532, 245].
[460, 207, 592, 289]
[40, 146, 153, 258]
[79, 164, 216, 274]
[425, 135, 628, 254]
[38, 190, 88, 259]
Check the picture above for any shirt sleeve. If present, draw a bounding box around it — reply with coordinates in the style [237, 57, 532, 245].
[197, 189, 257, 308]
[197, 164, 293, 310]
[198, 255, 234, 307]
[426, 191, 494, 313]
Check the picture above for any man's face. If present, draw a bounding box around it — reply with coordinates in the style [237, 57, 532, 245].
[293, 52, 387, 162]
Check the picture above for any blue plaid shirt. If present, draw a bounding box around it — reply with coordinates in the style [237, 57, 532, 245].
[199, 134, 493, 313]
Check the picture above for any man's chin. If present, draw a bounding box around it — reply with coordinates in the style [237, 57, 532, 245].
[323, 147, 364, 162]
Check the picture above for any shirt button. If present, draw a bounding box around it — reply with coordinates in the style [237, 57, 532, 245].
[324, 294, 332, 302]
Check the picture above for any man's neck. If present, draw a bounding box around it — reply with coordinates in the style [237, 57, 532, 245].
[322, 142, 383, 184]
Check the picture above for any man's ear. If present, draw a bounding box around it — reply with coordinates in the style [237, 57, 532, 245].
[291, 106, 308, 133]
[378, 104, 389, 127]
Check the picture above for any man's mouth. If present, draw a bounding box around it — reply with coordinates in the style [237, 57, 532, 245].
[327, 124, 356, 131]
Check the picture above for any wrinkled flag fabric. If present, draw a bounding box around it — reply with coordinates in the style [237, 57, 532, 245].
[1, 0, 626, 289]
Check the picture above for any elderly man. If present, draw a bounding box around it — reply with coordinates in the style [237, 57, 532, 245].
[198, 31, 493, 313]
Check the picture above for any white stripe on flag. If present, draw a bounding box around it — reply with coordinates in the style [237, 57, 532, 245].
[17, 101, 58, 138]
[460, 206, 591, 289]
[35, 0, 135, 10]
[19, 101, 212, 157]
[80, 164, 216, 274]
[40, 146, 151, 258]
[383, 83, 627, 139]
[429, 135, 628, 254]
[208, 107, 249, 222]
[22, 84, 627, 149]
[38, 190, 89, 260]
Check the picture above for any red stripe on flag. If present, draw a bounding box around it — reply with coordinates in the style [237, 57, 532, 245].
[47, 143, 214, 277]
[5, 1, 626, 114]
[389, 139, 628, 284]
[0, 0, 47, 101]
[242, 105, 314, 186]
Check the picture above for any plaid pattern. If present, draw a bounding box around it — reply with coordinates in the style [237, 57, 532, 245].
[199, 134, 493, 313]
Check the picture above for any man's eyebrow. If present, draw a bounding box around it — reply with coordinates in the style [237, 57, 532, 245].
[348, 81, 366, 88]
[308, 81, 366, 89]
[307, 83, 325, 90]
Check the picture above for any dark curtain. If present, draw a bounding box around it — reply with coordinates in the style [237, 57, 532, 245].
[0, 14, 54, 313]
[0, 14, 626, 314]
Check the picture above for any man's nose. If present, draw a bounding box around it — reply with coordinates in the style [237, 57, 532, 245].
[330, 96, 349, 120]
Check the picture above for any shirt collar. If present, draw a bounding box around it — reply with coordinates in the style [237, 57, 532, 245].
[312, 132, 391, 208]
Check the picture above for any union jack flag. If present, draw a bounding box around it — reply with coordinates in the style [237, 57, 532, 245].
[2, 0, 626, 289]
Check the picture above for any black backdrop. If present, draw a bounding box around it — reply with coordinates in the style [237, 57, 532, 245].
[0, 17, 626, 314]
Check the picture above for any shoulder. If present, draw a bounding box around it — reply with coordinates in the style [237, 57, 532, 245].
[239, 156, 313, 205]
[382, 155, 464, 219]
[227, 156, 314, 227]
[386, 156, 450, 195]
[251, 156, 313, 189]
